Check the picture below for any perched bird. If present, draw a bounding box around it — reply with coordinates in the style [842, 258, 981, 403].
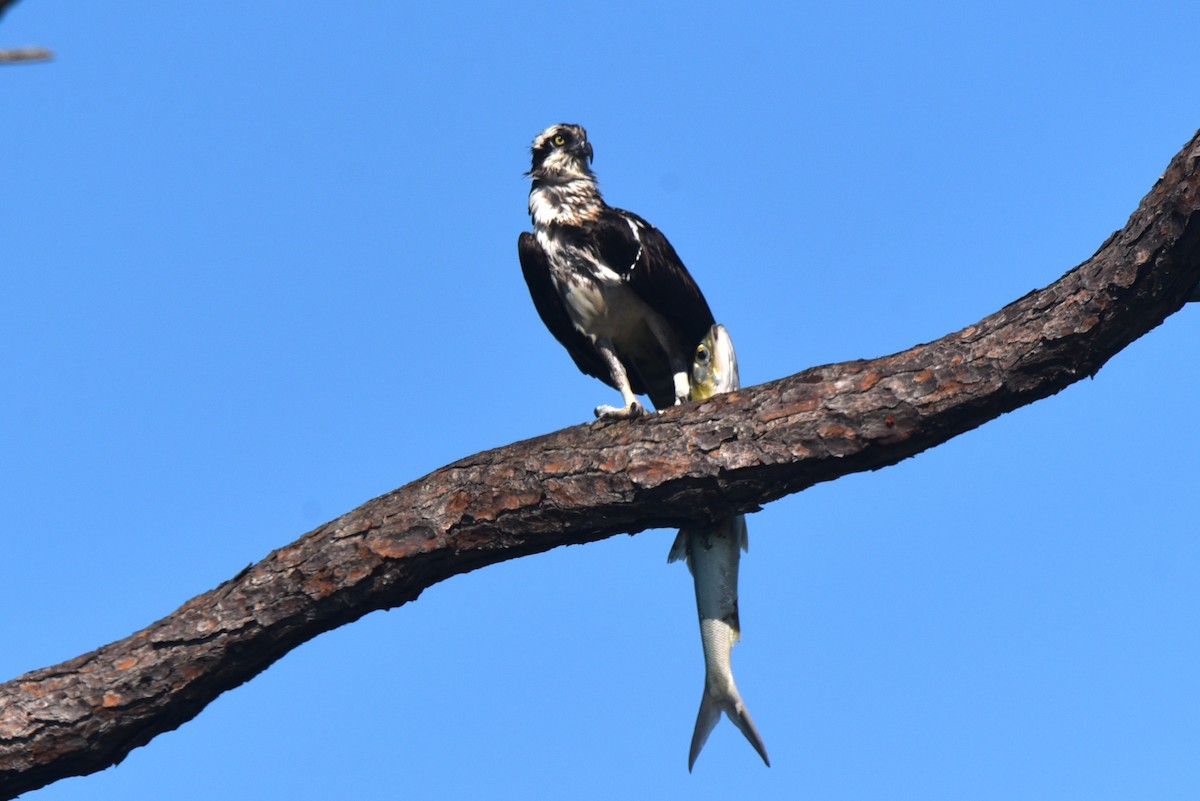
[518, 123, 715, 418]
[517, 126, 765, 770]
[668, 324, 769, 771]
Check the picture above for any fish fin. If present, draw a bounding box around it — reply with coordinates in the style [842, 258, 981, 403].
[667, 529, 693, 571]
[728, 697, 770, 768]
[687, 690, 771, 770]
[733, 514, 749, 553]
[673, 517, 746, 565]
[686, 691, 723, 772]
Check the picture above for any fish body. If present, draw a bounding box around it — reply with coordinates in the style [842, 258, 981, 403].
[668, 324, 769, 770]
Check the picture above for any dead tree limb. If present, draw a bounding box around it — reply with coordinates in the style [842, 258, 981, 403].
[0, 47, 51, 63]
[1, 130, 1198, 798]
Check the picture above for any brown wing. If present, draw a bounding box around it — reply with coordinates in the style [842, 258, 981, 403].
[593, 208, 715, 348]
[517, 232, 615, 387]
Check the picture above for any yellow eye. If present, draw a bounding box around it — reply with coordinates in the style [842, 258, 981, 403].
[552, 134, 566, 146]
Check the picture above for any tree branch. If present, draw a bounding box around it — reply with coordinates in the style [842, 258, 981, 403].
[0, 46, 51, 64]
[2, 130, 1199, 798]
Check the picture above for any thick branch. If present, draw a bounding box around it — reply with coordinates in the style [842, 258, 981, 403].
[2, 131, 1199, 798]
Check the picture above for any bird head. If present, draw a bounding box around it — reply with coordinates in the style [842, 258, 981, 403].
[529, 123, 594, 181]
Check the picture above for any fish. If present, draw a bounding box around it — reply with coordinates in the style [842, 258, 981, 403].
[668, 323, 770, 771]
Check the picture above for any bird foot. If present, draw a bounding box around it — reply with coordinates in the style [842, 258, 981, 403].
[594, 400, 644, 420]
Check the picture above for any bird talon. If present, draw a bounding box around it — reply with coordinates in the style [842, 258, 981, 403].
[594, 400, 644, 420]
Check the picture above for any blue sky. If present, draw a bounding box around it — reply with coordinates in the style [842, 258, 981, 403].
[3, 2, 1198, 798]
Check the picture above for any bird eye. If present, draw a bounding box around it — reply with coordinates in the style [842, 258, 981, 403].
[552, 134, 566, 146]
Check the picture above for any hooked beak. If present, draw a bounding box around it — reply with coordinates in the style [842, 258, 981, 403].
[579, 140, 594, 164]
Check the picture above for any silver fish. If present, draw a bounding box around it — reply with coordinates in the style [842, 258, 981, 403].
[668, 324, 769, 771]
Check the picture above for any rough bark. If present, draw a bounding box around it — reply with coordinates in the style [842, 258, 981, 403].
[2, 130, 1198, 798]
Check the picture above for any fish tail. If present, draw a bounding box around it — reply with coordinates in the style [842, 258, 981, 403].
[727, 695, 770, 768]
[687, 690, 722, 772]
[687, 686, 770, 771]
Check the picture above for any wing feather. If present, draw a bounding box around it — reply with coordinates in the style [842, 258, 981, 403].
[517, 232, 613, 385]
[593, 209, 715, 347]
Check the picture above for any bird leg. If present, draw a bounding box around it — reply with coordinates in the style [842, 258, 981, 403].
[642, 314, 693, 406]
[593, 340, 644, 419]
[671, 366, 690, 405]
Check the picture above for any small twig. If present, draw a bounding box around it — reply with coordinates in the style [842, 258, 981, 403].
[0, 46, 52, 64]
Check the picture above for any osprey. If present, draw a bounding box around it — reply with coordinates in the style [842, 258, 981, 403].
[518, 123, 715, 418]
